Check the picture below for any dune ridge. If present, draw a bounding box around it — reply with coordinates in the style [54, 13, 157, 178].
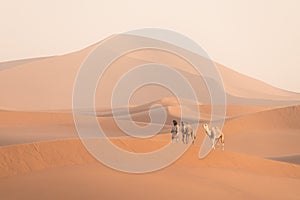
[0, 35, 300, 111]
[1, 137, 300, 179]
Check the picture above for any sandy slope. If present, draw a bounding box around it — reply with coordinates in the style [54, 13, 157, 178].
[1, 105, 299, 199]
[0, 137, 300, 200]
[223, 105, 300, 157]
[0, 35, 300, 111]
[1, 35, 300, 199]
[2, 163, 300, 200]
[0, 57, 53, 71]
[1, 104, 300, 158]
[0, 104, 284, 146]
[0, 111, 77, 145]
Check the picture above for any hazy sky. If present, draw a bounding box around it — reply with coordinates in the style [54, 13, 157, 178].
[1, 0, 299, 92]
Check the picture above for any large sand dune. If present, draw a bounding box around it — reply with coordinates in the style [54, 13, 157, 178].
[0, 35, 300, 111]
[1, 35, 300, 199]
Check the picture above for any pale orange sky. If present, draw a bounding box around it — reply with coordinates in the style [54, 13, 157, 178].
[1, 0, 299, 92]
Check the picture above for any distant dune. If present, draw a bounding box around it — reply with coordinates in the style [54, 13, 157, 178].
[0, 35, 299, 111]
[0, 56, 53, 71]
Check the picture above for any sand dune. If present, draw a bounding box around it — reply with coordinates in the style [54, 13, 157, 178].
[0, 102, 280, 146]
[0, 35, 300, 111]
[268, 154, 300, 165]
[2, 162, 300, 200]
[0, 110, 77, 145]
[1, 136, 299, 177]
[0, 56, 52, 71]
[223, 105, 300, 157]
[1, 35, 300, 199]
[1, 137, 300, 200]
[1, 101, 299, 157]
[224, 105, 300, 132]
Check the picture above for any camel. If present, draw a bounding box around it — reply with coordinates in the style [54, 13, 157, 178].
[202, 123, 225, 150]
[181, 121, 196, 144]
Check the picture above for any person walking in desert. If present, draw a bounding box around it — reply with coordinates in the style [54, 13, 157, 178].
[171, 120, 179, 143]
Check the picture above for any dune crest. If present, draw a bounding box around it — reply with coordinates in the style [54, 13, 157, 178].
[1, 137, 300, 178]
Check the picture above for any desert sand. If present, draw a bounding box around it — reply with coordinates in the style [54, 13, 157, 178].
[1, 36, 300, 199]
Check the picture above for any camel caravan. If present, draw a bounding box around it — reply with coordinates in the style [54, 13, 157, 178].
[171, 120, 225, 150]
